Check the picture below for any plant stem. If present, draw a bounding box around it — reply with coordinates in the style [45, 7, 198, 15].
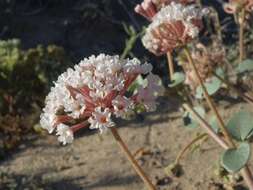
[182, 104, 229, 149]
[183, 103, 253, 190]
[167, 52, 174, 80]
[239, 8, 245, 63]
[175, 133, 207, 165]
[110, 127, 156, 190]
[209, 7, 222, 41]
[212, 72, 253, 106]
[183, 48, 253, 188]
[183, 47, 235, 147]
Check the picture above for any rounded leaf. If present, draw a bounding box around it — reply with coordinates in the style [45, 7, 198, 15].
[183, 106, 205, 129]
[221, 143, 250, 173]
[195, 68, 224, 99]
[168, 72, 185, 87]
[226, 111, 253, 141]
[236, 59, 253, 74]
[196, 77, 222, 99]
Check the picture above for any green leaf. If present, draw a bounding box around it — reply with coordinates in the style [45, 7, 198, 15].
[236, 59, 253, 74]
[209, 115, 219, 133]
[221, 142, 250, 173]
[190, 106, 205, 119]
[183, 106, 205, 129]
[215, 68, 225, 78]
[196, 68, 224, 99]
[168, 72, 185, 87]
[226, 111, 253, 141]
[196, 77, 222, 99]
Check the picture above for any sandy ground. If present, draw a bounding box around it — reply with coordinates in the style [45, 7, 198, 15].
[1, 96, 252, 190]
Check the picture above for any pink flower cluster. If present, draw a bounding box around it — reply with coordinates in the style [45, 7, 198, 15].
[140, 2, 207, 55]
[40, 54, 164, 145]
[134, 0, 208, 56]
[135, 0, 195, 21]
[224, 0, 253, 14]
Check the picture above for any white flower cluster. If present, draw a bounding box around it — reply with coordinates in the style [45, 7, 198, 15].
[142, 2, 208, 53]
[40, 54, 164, 145]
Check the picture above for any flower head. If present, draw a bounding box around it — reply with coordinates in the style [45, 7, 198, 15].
[224, 0, 253, 14]
[135, 0, 195, 21]
[40, 54, 163, 144]
[142, 2, 208, 55]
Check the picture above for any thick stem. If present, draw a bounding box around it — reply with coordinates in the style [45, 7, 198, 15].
[183, 47, 235, 147]
[212, 72, 253, 106]
[239, 9, 245, 63]
[183, 103, 253, 189]
[167, 52, 174, 80]
[110, 127, 156, 190]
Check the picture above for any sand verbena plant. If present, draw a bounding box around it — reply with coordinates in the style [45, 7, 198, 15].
[137, 0, 253, 189]
[40, 54, 164, 190]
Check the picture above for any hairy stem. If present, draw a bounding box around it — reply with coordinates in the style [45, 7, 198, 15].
[167, 52, 174, 80]
[183, 47, 235, 147]
[110, 127, 156, 190]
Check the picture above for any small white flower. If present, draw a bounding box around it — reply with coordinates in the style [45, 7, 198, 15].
[137, 87, 158, 111]
[40, 113, 55, 133]
[123, 58, 142, 74]
[112, 96, 133, 117]
[146, 73, 165, 95]
[88, 107, 115, 132]
[141, 63, 153, 74]
[56, 124, 74, 145]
